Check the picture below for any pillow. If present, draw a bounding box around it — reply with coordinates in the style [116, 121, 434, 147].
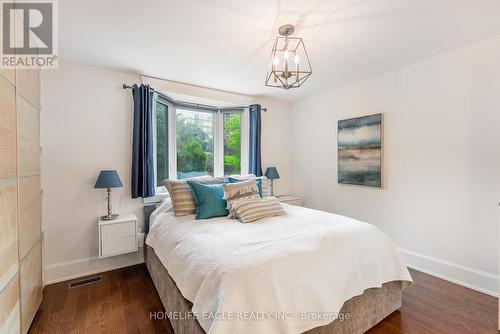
[164, 176, 224, 216]
[228, 177, 263, 197]
[154, 197, 173, 214]
[231, 196, 286, 223]
[149, 197, 173, 231]
[228, 174, 271, 197]
[187, 182, 229, 219]
[259, 177, 272, 197]
[223, 180, 260, 218]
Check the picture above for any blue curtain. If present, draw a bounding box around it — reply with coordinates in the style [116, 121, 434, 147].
[131, 84, 155, 198]
[249, 104, 263, 176]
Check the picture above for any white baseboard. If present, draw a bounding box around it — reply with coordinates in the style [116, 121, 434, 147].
[399, 248, 499, 297]
[44, 249, 144, 285]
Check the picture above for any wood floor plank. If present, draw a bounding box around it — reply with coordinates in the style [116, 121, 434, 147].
[108, 269, 132, 334]
[29, 265, 497, 334]
[95, 271, 112, 334]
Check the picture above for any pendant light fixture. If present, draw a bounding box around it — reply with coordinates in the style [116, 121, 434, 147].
[265, 24, 312, 90]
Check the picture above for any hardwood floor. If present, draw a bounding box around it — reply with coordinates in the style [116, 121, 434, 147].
[28, 265, 497, 334]
[367, 269, 497, 334]
[28, 265, 173, 334]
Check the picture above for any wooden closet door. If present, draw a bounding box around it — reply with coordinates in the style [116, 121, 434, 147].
[0, 75, 16, 179]
[18, 176, 41, 259]
[1, 15, 42, 334]
[15, 70, 38, 111]
[0, 72, 20, 334]
[17, 96, 40, 177]
[0, 274, 20, 334]
[0, 69, 15, 86]
[16, 66, 42, 334]
[20, 241, 42, 334]
[0, 181, 18, 289]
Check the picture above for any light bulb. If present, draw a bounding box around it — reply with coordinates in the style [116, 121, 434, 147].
[294, 55, 300, 64]
[284, 50, 289, 60]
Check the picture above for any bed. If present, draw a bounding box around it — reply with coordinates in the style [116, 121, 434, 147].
[144, 201, 412, 334]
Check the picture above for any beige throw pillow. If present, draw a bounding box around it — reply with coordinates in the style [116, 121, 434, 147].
[223, 179, 260, 218]
[232, 197, 286, 223]
[164, 176, 223, 216]
[228, 174, 271, 197]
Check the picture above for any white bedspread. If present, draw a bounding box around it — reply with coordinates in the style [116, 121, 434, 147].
[146, 204, 412, 334]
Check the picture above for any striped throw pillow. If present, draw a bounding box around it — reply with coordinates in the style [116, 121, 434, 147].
[232, 197, 286, 223]
[164, 176, 223, 216]
[228, 174, 272, 197]
[259, 177, 272, 197]
[223, 179, 260, 218]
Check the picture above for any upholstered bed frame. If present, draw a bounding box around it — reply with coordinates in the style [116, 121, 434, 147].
[143, 204, 406, 334]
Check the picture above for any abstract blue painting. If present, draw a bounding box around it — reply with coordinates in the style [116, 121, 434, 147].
[338, 114, 382, 187]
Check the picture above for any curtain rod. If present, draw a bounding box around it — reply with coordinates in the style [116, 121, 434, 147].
[122, 84, 267, 112]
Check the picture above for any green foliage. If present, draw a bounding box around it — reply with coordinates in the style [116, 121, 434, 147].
[177, 138, 207, 173]
[157, 110, 241, 180]
[177, 119, 212, 152]
[176, 116, 212, 175]
[223, 114, 241, 174]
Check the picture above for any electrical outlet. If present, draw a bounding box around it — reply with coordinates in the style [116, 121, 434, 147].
[119, 196, 127, 207]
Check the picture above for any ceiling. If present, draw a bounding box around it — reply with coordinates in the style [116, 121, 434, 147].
[59, 0, 500, 102]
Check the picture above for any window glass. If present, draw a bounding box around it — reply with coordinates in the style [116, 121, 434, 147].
[176, 109, 214, 179]
[223, 113, 241, 175]
[156, 101, 168, 186]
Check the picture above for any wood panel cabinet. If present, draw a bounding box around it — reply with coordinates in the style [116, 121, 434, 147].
[0, 67, 42, 334]
[20, 241, 42, 334]
[18, 176, 41, 259]
[0, 181, 18, 289]
[0, 76, 16, 179]
[0, 69, 15, 86]
[17, 98, 40, 177]
[0, 274, 20, 334]
[15, 70, 38, 109]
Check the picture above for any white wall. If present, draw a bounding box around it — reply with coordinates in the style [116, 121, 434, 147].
[260, 97, 293, 196]
[41, 61, 292, 283]
[41, 62, 144, 283]
[291, 36, 500, 296]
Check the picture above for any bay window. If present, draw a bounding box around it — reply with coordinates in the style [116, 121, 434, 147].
[176, 109, 215, 178]
[154, 95, 248, 193]
[223, 113, 241, 175]
[155, 97, 169, 187]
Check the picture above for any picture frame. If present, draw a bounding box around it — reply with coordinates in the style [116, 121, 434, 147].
[337, 113, 383, 187]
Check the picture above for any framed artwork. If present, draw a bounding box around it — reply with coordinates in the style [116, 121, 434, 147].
[338, 113, 382, 187]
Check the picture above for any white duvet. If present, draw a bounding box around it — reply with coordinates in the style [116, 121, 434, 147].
[146, 203, 412, 334]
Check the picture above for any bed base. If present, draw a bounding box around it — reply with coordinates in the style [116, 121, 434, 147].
[145, 245, 405, 334]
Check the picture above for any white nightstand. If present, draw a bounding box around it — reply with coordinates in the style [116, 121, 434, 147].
[276, 195, 302, 206]
[98, 213, 138, 258]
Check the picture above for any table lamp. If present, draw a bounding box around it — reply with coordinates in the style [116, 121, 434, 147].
[94, 170, 123, 220]
[265, 167, 280, 196]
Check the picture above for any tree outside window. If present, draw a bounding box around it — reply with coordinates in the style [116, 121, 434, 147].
[156, 106, 242, 183]
[176, 109, 214, 179]
[223, 113, 241, 175]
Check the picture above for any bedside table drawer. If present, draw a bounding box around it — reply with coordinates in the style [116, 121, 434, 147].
[100, 220, 137, 257]
[101, 220, 136, 237]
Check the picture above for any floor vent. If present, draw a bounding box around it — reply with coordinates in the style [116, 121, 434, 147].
[68, 276, 102, 289]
